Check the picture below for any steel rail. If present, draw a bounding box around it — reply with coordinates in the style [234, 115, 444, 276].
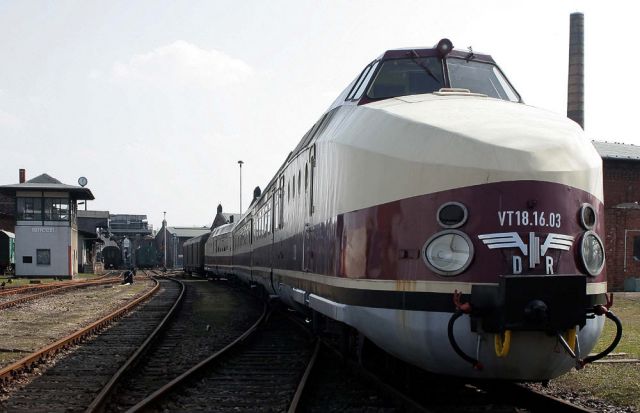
[85, 277, 186, 413]
[126, 302, 268, 413]
[287, 340, 321, 413]
[0, 277, 122, 310]
[0, 276, 160, 384]
[0, 274, 114, 297]
[0, 272, 117, 296]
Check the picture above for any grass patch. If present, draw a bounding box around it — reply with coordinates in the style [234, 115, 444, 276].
[75, 273, 98, 279]
[553, 293, 640, 410]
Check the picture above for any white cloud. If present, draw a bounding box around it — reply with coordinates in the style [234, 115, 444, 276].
[109, 41, 253, 90]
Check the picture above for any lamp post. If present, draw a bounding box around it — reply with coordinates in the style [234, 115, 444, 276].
[163, 211, 167, 269]
[238, 160, 244, 213]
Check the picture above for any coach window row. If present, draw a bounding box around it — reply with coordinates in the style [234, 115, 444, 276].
[17, 197, 71, 221]
[255, 202, 272, 239]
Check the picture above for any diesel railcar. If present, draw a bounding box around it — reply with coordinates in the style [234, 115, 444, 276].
[204, 39, 621, 380]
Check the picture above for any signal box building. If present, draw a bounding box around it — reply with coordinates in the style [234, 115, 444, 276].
[0, 173, 94, 278]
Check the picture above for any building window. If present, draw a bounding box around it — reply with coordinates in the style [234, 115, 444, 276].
[634, 237, 640, 261]
[23, 256, 33, 264]
[37, 249, 51, 265]
[17, 198, 43, 221]
[44, 198, 69, 221]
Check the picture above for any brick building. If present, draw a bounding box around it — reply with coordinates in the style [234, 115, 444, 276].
[593, 141, 640, 291]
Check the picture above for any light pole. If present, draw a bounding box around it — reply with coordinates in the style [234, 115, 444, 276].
[163, 211, 167, 269]
[238, 160, 244, 213]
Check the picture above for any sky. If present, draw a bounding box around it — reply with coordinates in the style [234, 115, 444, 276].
[0, 1, 637, 231]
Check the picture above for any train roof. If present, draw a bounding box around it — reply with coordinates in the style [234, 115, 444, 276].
[183, 232, 211, 246]
[166, 226, 210, 238]
[210, 222, 236, 237]
[242, 40, 515, 219]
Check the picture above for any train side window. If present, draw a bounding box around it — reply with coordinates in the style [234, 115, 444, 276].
[305, 164, 308, 191]
[279, 177, 285, 228]
[298, 170, 301, 195]
[351, 61, 379, 100]
[293, 176, 296, 198]
[288, 182, 291, 203]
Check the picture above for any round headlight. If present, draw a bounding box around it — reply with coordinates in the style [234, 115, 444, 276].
[437, 202, 468, 228]
[423, 230, 473, 276]
[580, 231, 605, 276]
[580, 203, 597, 230]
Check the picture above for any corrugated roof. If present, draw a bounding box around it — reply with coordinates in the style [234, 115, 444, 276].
[167, 226, 210, 238]
[592, 141, 640, 161]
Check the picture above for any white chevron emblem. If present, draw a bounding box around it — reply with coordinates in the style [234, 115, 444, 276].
[478, 232, 574, 271]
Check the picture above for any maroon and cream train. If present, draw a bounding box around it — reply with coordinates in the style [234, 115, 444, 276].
[203, 39, 621, 379]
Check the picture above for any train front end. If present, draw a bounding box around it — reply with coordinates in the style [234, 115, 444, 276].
[324, 40, 621, 379]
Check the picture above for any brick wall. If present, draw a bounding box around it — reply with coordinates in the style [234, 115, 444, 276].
[602, 159, 640, 290]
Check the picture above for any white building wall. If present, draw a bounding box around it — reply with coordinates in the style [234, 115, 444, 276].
[15, 224, 71, 277]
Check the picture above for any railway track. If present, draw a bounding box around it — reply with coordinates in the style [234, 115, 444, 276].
[92, 279, 263, 412]
[0, 273, 116, 298]
[0, 275, 172, 411]
[126, 304, 314, 412]
[0, 276, 122, 310]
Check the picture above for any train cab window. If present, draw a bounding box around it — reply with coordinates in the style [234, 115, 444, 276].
[348, 61, 379, 101]
[447, 58, 519, 102]
[367, 57, 444, 99]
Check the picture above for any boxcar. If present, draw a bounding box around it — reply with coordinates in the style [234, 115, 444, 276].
[183, 233, 209, 275]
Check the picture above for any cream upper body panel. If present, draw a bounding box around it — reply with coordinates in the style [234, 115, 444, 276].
[311, 94, 603, 219]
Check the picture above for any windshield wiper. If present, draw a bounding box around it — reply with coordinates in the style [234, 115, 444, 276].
[408, 50, 441, 84]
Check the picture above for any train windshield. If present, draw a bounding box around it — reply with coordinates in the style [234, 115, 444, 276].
[366, 56, 520, 102]
[366, 57, 445, 99]
[447, 58, 519, 102]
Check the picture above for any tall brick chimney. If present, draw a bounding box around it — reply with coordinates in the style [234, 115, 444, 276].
[567, 12, 584, 129]
[19, 169, 26, 183]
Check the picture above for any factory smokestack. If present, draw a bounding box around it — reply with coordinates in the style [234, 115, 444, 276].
[19, 169, 25, 183]
[567, 12, 584, 129]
